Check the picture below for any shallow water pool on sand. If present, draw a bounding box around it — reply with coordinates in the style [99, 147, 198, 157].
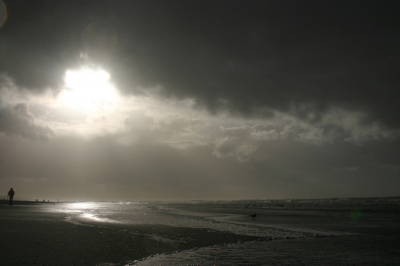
[130, 236, 400, 266]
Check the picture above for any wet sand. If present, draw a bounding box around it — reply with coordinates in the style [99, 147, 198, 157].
[0, 201, 260, 266]
[2, 200, 400, 265]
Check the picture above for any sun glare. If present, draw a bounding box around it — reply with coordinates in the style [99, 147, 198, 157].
[60, 68, 119, 109]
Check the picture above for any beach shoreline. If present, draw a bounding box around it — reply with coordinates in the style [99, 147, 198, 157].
[0, 203, 261, 266]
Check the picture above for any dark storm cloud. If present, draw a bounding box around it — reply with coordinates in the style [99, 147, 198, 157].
[1, 0, 400, 127]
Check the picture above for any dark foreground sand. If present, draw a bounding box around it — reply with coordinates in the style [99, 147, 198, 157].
[0, 201, 260, 266]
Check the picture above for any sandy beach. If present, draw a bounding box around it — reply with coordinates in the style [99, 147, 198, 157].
[0, 201, 260, 266]
[1, 199, 400, 265]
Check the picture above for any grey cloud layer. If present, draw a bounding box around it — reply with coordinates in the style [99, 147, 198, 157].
[1, 0, 399, 128]
[0, 87, 399, 200]
[0, 103, 53, 140]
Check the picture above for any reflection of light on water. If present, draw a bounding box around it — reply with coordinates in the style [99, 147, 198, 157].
[69, 202, 97, 210]
[82, 213, 96, 219]
[79, 212, 121, 223]
[63, 202, 99, 213]
[44, 202, 102, 214]
[42, 202, 123, 224]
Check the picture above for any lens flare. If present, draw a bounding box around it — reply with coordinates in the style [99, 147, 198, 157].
[350, 209, 362, 221]
[0, 1, 7, 29]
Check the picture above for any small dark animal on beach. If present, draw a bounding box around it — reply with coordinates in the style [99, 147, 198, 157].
[249, 213, 257, 219]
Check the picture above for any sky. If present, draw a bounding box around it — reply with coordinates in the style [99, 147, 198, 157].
[0, 0, 399, 201]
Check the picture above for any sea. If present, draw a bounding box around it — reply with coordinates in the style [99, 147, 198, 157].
[41, 197, 400, 265]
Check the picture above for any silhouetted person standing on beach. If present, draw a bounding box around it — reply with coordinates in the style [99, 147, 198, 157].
[7, 188, 15, 206]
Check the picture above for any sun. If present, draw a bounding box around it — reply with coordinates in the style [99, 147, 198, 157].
[59, 67, 119, 109]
